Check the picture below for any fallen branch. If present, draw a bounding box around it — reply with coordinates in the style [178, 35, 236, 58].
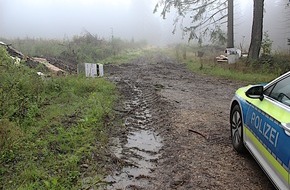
[188, 129, 207, 140]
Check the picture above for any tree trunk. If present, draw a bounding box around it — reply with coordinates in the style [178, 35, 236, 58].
[248, 0, 264, 60]
[227, 0, 234, 48]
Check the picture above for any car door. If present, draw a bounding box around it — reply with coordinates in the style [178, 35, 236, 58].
[244, 74, 290, 190]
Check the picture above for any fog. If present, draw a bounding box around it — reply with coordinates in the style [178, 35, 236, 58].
[0, 0, 186, 45]
[235, 0, 290, 52]
[1, 0, 290, 50]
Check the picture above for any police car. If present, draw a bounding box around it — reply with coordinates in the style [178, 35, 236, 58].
[230, 71, 290, 190]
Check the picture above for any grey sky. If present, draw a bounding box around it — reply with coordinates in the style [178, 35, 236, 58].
[1, 0, 290, 50]
[0, 0, 184, 45]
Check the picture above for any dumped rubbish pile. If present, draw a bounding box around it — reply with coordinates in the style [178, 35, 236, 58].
[0, 41, 25, 59]
[32, 57, 65, 75]
[0, 41, 77, 75]
[46, 57, 77, 74]
[216, 48, 244, 64]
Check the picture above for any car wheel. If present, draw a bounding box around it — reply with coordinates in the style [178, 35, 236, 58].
[230, 104, 246, 153]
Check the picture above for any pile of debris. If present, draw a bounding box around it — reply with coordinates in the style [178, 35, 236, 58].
[0, 41, 77, 75]
[216, 48, 245, 64]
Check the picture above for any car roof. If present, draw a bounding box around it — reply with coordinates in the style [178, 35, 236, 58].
[265, 71, 290, 89]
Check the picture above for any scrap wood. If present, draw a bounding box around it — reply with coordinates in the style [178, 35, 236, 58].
[0, 41, 67, 75]
[33, 57, 65, 75]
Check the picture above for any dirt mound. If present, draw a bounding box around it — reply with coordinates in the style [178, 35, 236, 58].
[46, 57, 77, 74]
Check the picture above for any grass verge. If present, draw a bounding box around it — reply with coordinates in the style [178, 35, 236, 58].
[100, 49, 145, 64]
[163, 46, 279, 84]
[185, 58, 278, 84]
[0, 47, 117, 190]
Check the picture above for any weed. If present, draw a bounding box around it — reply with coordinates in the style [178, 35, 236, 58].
[0, 47, 117, 189]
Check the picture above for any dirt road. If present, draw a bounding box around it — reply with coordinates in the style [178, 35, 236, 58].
[103, 53, 275, 190]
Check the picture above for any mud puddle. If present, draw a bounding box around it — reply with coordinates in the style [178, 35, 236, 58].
[104, 80, 163, 190]
[106, 131, 162, 189]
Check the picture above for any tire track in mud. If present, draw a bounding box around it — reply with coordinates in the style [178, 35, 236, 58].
[104, 79, 171, 190]
[102, 53, 275, 190]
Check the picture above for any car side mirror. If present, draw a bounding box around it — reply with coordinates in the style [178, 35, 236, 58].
[245, 85, 264, 101]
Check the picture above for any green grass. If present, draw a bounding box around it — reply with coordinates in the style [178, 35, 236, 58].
[100, 49, 144, 64]
[0, 47, 117, 189]
[185, 58, 278, 83]
[161, 45, 280, 84]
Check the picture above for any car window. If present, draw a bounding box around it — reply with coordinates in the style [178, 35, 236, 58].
[264, 76, 290, 106]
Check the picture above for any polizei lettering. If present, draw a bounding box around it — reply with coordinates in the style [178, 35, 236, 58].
[251, 112, 279, 147]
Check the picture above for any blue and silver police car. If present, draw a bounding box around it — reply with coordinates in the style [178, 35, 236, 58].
[230, 71, 290, 190]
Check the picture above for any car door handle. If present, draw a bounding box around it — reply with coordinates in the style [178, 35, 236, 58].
[282, 123, 290, 136]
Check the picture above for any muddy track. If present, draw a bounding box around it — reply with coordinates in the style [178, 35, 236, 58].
[103, 53, 275, 190]
[102, 77, 171, 190]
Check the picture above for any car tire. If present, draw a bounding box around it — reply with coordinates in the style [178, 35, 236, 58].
[230, 104, 246, 153]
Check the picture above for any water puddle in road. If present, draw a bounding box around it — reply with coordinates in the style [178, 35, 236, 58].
[127, 130, 162, 152]
[104, 82, 163, 189]
[105, 131, 162, 189]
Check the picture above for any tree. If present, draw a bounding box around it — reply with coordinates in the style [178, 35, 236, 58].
[248, 0, 264, 60]
[154, 0, 228, 44]
[227, 0, 233, 48]
[155, 0, 265, 60]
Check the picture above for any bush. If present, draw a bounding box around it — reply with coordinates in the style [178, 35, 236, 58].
[1, 34, 147, 66]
